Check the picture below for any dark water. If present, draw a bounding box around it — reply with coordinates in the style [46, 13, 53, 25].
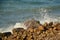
[0, 0, 60, 32]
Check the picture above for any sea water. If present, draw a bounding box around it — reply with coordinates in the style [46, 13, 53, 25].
[0, 0, 60, 32]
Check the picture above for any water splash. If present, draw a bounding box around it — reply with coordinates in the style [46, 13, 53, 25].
[37, 8, 60, 23]
[14, 23, 27, 29]
[0, 22, 27, 33]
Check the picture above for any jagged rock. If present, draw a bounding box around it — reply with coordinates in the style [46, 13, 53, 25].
[48, 22, 53, 26]
[12, 28, 26, 40]
[24, 19, 41, 28]
[43, 22, 48, 27]
[0, 32, 11, 40]
[56, 25, 60, 30]
[33, 28, 41, 35]
[52, 22, 60, 27]
[12, 28, 25, 34]
[27, 27, 34, 33]
[52, 23, 60, 30]
[38, 25, 44, 31]
[3, 32, 11, 37]
[1, 20, 60, 40]
[0, 33, 3, 37]
[0, 38, 2, 40]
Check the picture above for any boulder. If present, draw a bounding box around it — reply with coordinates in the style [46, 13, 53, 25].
[27, 27, 34, 33]
[43, 22, 48, 27]
[52, 22, 60, 27]
[12, 28, 25, 34]
[3, 32, 11, 37]
[24, 19, 41, 28]
[56, 25, 60, 30]
[0, 33, 3, 37]
[52, 23, 60, 30]
[38, 25, 44, 31]
[48, 22, 53, 26]
[0, 38, 2, 40]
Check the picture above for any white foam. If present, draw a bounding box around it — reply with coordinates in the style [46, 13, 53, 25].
[14, 23, 27, 29]
[39, 8, 59, 23]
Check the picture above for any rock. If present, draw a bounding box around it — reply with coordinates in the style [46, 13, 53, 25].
[4, 36, 7, 40]
[27, 27, 34, 33]
[38, 25, 44, 31]
[43, 22, 48, 27]
[52, 23, 60, 30]
[3, 32, 11, 37]
[0, 38, 2, 40]
[53, 27, 56, 30]
[12, 28, 25, 34]
[1, 20, 60, 40]
[56, 25, 60, 30]
[52, 22, 60, 27]
[12, 28, 26, 40]
[48, 22, 53, 26]
[33, 28, 41, 35]
[0, 33, 3, 37]
[24, 19, 41, 28]
[43, 22, 49, 30]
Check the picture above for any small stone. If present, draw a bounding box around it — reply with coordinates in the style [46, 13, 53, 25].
[27, 27, 34, 33]
[48, 22, 53, 26]
[0, 38, 2, 40]
[56, 25, 60, 30]
[43, 22, 48, 27]
[3, 32, 11, 37]
[38, 25, 44, 31]
[53, 27, 57, 30]
[24, 19, 41, 28]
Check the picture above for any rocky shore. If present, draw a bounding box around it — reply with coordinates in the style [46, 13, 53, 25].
[0, 19, 60, 40]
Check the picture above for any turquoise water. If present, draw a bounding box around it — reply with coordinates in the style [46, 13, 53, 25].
[0, 0, 60, 32]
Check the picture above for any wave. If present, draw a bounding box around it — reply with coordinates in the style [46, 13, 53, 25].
[0, 4, 60, 33]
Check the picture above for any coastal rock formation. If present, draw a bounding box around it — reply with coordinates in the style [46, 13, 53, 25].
[1, 19, 60, 40]
[24, 19, 41, 28]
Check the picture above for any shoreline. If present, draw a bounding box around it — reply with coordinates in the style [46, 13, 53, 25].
[0, 19, 60, 40]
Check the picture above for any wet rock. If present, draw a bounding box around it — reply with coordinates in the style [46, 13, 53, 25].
[56, 25, 60, 30]
[24, 19, 41, 28]
[3, 32, 11, 37]
[52, 22, 60, 27]
[11, 28, 27, 40]
[27, 27, 34, 33]
[38, 25, 44, 31]
[12, 28, 25, 34]
[53, 27, 56, 30]
[1, 20, 60, 40]
[48, 22, 53, 26]
[43, 22, 48, 27]
[0, 33, 3, 37]
[0, 38, 2, 40]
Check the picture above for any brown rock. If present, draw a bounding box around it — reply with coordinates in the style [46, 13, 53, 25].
[53, 27, 57, 30]
[34, 28, 41, 35]
[3, 32, 11, 37]
[43, 22, 48, 27]
[26, 36, 33, 40]
[21, 31, 27, 39]
[24, 19, 41, 28]
[56, 25, 60, 30]
[38, 25, 44, 31]
[0, 33, 3, 37]
[12, 28, 25, 34]
[48, 22, 53, 26]
[1, 20, 60, 40]
[0, 38, 2, 40]
[27, 27, 34, 33]
[52, 22, 60, 27]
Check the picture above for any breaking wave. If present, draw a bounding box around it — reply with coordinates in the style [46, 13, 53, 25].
[0, 0, 60, 32]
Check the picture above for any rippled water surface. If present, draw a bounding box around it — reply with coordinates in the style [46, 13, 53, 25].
[0, 0, 60, 32]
